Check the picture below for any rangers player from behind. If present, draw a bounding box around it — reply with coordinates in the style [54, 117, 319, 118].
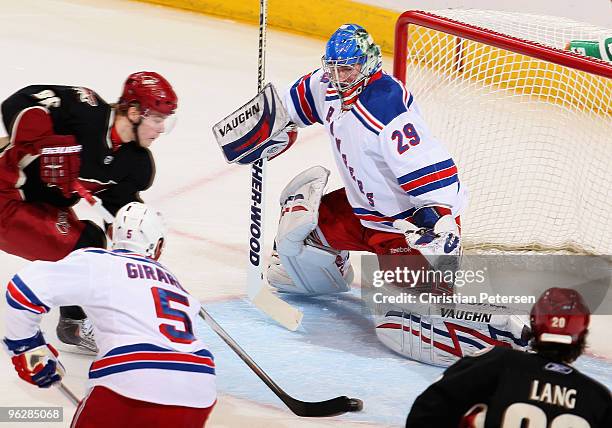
[406, 287, 612, 427]
[3, 203, 216, 428]
[0, 72, 177, 353]
[222, 23, 527, 364]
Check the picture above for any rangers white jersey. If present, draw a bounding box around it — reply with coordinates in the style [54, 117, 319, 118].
[283, 68, 467, 232]
[4, 248, 215, 408]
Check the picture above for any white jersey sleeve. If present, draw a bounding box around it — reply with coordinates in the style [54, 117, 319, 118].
[283, 68, 328, 127]
[5, 250, 93, 341]
[377, 89, 463, 215]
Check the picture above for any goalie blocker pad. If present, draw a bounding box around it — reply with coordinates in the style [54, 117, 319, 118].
[212, 83, 290, 164]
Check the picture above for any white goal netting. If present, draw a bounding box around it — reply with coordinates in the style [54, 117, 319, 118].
[395, 10, 611, 255]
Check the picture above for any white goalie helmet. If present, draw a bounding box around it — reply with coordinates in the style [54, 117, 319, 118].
[111, 202, 166, 258]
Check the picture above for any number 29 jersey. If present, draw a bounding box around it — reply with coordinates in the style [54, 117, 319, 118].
[283, 68, 468, 231]
[4, 248, 216, 408]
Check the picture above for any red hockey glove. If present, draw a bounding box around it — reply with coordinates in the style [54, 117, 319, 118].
[39, 135, 82, 198]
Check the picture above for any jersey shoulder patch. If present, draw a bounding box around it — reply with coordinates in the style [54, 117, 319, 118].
[71, 87, 102, 107]
[355, 73, 414, 129]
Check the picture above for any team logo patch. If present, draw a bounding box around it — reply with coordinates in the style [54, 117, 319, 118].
[544, 362, 573, 375]
[56, 211, 70, 235]
[73, 87, 99, 106]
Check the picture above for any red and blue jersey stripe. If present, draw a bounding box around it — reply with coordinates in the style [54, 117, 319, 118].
[290, 71, 322, 125]
[89, 343, 215, 379]
[6, 274, 50, 315]
[353, 207, 416, 227]
[397, 159, 459, 197]
[352, 100, 385, 135]
[325, 87, 340, 101]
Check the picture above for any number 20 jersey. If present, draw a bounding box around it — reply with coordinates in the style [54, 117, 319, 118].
[283, 68, 468, 231]
[4, 248, 216, 408]
[407, 346, 611, 427]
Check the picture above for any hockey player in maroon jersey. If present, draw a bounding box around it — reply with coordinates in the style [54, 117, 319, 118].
[0, 71, 177, 354]
[406, 287, 612, 427]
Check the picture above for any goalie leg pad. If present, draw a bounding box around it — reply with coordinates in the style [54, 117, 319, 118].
[371, 300, 529, 366]
[275, 165, 330, 257]
[268, 245, 354, 295]
[268, 165, 355, 294]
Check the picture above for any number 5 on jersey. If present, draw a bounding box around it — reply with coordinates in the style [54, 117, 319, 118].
[151, 287, 196, 344]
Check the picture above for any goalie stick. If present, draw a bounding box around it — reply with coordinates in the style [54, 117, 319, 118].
[199, 307, 363, 417]
[246, 0, 303, 331]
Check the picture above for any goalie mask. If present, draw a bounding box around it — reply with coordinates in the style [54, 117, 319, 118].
[530, 287, 590, 345]
[111, 202, 166, 259]
[322, 24, 382, 110]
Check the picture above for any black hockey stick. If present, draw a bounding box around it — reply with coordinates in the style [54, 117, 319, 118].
[199, 307, 363, 417]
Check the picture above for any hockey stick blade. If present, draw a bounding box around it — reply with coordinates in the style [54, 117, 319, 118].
[280, 394, 363, 417]
[199, 307, 362, 417]
[250, 286, 303, 331]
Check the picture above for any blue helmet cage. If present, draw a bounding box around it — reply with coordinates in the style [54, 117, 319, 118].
[322, 24, 381, 100]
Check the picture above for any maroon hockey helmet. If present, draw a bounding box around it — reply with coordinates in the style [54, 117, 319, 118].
[530, 287, 590, 345]
[119, 71, 177, 116]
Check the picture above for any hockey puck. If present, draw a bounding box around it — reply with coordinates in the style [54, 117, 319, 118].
[347, 398, 363, 412]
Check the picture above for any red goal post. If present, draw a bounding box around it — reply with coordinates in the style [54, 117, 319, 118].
[393, 10, 612, 82]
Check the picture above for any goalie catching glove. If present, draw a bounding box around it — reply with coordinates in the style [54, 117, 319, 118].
[212, 83, 297, 164]
[4, 331, 65, 388]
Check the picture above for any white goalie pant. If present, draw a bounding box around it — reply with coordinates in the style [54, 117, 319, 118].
[369, 295, 530, 367]
[267, 166, 353, 295]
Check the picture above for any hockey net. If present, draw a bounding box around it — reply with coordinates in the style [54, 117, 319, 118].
[394, 10, 612, 255]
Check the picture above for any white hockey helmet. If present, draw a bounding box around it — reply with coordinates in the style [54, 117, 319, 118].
[111, 202, 166, 259]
